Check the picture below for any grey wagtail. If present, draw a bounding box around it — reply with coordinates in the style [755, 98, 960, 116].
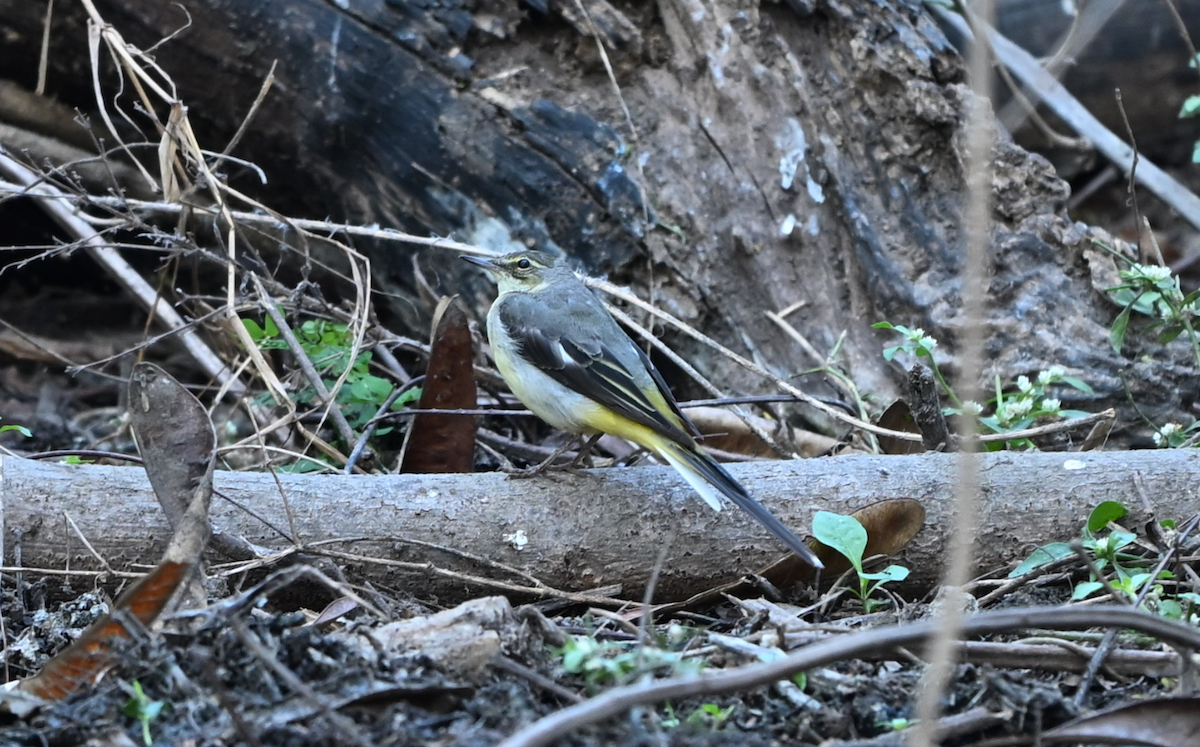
[461, 250, 823, 569]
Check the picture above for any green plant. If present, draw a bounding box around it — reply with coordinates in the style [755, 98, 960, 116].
[1101, 257, 1200, 446]
[968, 368, 1092, 450]
[1179, 54, 1200, 163]
[1012, 501, 1189, 614]
[1151, 421, 1200, 448]
[122, 680, 166, 746]
[1107, 262, 1200, 366]
[0, 418, 31, 438]
[556, 632, 702, 693]
[812, 511, 909, 612]
[875, 323, 1093, 449]
[242, 315, 420, 439]
[686, 702, 736, 730]
[873, 322, 959, 407]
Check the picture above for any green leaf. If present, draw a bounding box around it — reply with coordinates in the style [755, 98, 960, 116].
[242, 318, 265, 341]
[812, 511, 867, 572]
[872, 321, 897, 330]
[1159, 325, 1186, 344]
[1103, 529, 1137, 554]
[1157, 599, 1184, 620]
[1058, 376, 1093, 394]
[1109, 305, 1132, 354]
[1180, 94, 1200, 118]
[1009, 542, 1073, 577]
[1071, 581, 1104, 601]
[1193, 140, 1200, 163]
[1087, 501, 1128, 533]
[0, 423, 31, 437]
[393, 386, 423, 409]
[860, 565, 910, 583]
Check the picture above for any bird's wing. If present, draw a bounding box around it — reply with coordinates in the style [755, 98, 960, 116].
[497, 291, 697, 446]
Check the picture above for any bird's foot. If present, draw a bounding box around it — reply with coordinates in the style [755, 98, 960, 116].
[502, 433, 603, 479]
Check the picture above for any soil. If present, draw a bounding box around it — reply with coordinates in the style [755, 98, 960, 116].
[0, 579, 1177, 746]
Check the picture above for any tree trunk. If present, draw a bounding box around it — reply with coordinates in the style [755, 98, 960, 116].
[0, 0, 1189, 441]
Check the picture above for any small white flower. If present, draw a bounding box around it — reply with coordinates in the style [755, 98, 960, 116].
[960, 400, 984, 416]
[1000, 399, 1033, 422]
[919, 335, 938, 351]
[1040, 398, 1061, 414]
[1016, 375, 1032, 393]
[1153, 423, 1183, 447]
[1042, 365, 1066, 383]
[1138, 264, 1174, 283]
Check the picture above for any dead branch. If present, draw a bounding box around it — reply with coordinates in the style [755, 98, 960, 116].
[3, 449, 1199, 600]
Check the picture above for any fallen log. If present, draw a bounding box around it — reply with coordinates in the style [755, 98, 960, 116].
[3, 450, 1196, 602]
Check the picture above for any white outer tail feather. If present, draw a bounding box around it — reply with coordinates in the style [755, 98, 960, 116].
[659, 446, 724, 512]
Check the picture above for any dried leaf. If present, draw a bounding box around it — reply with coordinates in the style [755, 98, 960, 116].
[1042, 697, 1200, 746]
[875, 399, 922, 455]
[17, 560, 193, 701]
[128, 361, 216, 535]
[688, 406, 845, 458]
[399, 297, 477, 473]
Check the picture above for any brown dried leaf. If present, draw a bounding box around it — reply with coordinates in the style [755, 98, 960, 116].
[128, 361, 216, 536]
[399, 296, 477, 473]
[17, 560, 194, 701]
[1042, 697, 1200, 746]
[875, 399, 923, 455]
[688, 406, 845, 458]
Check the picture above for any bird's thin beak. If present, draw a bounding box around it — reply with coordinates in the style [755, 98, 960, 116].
[460, 254, 498, 271]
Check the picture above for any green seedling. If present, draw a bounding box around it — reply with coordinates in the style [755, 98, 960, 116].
[812, 511, 909, 612]
[122, 680, 166, 746]
[1179, 55, 1200, 162]
[556, 633, 702, 693]
[687, 702, 736, 730]
[0, 418, 31, 438]
[1013, 501, 1178, 609]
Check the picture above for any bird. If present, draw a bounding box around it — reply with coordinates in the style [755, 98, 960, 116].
[461, 250, 823, 569]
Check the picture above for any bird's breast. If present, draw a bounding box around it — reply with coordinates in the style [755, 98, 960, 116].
[487, 307, 599, 434]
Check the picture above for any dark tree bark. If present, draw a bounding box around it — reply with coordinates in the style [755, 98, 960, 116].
[0, 0, 1191, 439]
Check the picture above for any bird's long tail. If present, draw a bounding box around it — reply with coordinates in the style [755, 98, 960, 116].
[658, 441, 824, 569]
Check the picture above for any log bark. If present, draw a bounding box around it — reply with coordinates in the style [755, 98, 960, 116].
[0, 0, 1191, 442]
[4, 450, 1197, 602]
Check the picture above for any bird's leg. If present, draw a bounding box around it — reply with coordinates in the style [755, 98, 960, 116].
[502, 435, 584, 479]
[568, 433, 604, 469]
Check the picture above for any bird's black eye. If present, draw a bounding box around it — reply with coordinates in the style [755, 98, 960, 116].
[515, 258, 532, 270]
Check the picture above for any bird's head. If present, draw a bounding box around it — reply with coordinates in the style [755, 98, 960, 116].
[460, 250, 565, 294]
